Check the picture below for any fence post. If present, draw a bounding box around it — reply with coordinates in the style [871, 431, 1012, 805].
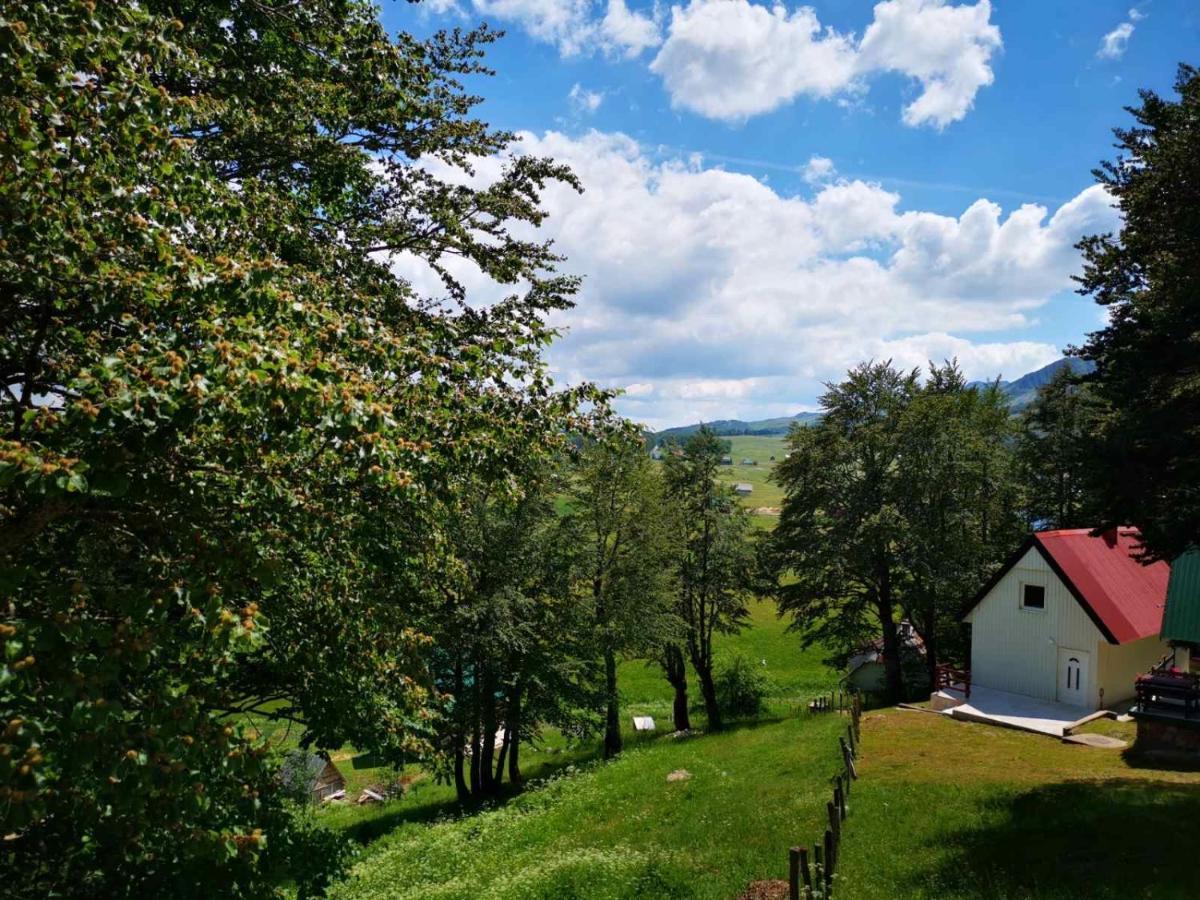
[813, 843, 823, 897]
[823, 829, 835, 895]
[800, 847, 813, 899]
[789, 846, 801, 900]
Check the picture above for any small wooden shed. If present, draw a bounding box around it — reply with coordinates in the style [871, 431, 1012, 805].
[280, 750, 346, 803]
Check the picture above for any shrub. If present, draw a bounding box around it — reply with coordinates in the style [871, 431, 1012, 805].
[715, 656, 772, 718]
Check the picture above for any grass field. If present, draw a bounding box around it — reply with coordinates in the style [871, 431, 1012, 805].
[712, 435, 788, 516]
[328, 711, 849, 900]
[837, 709, 1200, 899]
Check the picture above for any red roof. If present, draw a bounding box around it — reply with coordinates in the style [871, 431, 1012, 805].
[1033, 528, 1169, 644]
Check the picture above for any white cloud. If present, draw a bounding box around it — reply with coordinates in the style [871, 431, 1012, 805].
[394, 131, 1118, 429]
[465, 0, 661, 57]
[650, 0, 1001, 128]
[803, 155, 836, 184]
[569, 83, 606, 114]
[1097, 8, 1144, 60]
[1098, 22, 1134, 59]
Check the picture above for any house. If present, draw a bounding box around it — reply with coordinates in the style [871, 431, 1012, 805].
[963, 528, 1170, 710]
[720, 455, 733, 465]
[280, 750, 347, 803]
[846, 620, 928, 696]
[740, 458, 756, 466]
[733, 483, 753, 496]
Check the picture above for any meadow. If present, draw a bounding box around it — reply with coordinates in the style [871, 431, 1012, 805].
[836, 710, 1200, 899]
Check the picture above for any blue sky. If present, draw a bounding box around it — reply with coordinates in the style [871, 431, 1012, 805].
[383, 0, 1199, 429]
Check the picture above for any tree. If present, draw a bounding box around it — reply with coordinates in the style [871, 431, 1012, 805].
[1015, 366, 1102, 530]
[1, 2, 602, 894]
[765, 363, 919, 703]
[564, 435, 676, 758]
[895, 362, 1024, 682]
[1074, 64, 1200, 561]
[662, 427, 752, 731]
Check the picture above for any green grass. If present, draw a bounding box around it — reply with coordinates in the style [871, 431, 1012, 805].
[329, 712, 849, 900]
[713, 435, 788, 518]
[836, 709, 1200, 899]
[617, 597, 837, 713]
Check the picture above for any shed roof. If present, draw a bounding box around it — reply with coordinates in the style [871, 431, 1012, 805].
[1162, 549, 1200, 645]
[965, 528, 1169, 645]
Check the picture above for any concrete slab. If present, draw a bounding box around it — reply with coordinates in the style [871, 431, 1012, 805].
[1062, 733, 1128, 749]
[935, 686, 1092, 737]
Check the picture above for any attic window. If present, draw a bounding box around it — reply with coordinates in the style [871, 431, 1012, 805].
[1021, 584, 1046, 610]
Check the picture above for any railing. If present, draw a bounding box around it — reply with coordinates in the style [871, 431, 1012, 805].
[934, 663, 971, 699]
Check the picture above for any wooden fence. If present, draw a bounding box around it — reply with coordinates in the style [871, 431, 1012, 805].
[789, 690, 861, 899]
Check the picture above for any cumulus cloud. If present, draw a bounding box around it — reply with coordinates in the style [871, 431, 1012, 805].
[651, 0, 1001, 128]
[393, 131, 1118, 429]
[466, 0, 660, 56]
[1097, 8, 1144, 60]
[569, 83, 606, 114]
[803, 155, 836, 184]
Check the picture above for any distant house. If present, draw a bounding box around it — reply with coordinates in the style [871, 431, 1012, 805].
[740, 458, 756, 466]
[720, 455, 733, 465]
[733, 483, 753, 496]
[280, 750, 346, 803]
[846, 620, 927, 695]
[963, 528, 1170, 710]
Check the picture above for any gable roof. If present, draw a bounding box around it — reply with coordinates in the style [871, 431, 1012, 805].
[1162, 548, 1200, 644]
[964, 528, 1170, 645]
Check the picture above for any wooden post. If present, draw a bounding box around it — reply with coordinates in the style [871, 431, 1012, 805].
[836, 782, 846, 821]
[813, 844, 823, 897]
[800, 847, 813, 898]
[824, 828, 835, 893]
[789, 847, 801, 900]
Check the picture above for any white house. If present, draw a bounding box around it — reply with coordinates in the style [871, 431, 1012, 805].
[963, 528, 1170, 710]
[733, 483, 753, 496]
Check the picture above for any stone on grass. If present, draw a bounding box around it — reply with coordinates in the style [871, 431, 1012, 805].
[666, 769, 692, 783]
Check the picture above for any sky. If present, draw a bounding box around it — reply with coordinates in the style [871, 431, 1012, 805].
[381, 0, 1199, 431]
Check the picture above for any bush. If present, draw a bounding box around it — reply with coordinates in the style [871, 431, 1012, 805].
[715, 656, 772, 718]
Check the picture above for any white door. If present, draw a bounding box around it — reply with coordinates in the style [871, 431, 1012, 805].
[1057, 648, 1089, 707]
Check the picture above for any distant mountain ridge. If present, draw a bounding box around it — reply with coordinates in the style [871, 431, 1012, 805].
[651, 357, 1094, 441]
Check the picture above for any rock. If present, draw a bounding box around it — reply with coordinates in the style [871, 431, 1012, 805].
[666, 768, 692, 782]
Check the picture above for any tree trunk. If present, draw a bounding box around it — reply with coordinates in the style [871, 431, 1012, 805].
[469, 669, 482, 797]
[479, 666, 497, 796]
[453, 658, 470, 803]
[696, 662, 722, 731]
[663, 644, 691, 732]
[922, 615, 938, 692]
[507, 687, 523, 787]
[878, 586, 904, 704]
[603, 647, 622, 758]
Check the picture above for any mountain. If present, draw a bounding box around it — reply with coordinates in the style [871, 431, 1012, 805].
[652, 412, 821, 441]
[652, 357, 1096, 441]
[968, 357, 1095, 412]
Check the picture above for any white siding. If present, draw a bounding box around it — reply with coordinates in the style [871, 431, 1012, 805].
[1098, 636, 1168, 705]
[966, 547, 1106, 706]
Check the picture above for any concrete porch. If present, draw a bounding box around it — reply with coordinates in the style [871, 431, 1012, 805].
[933, 686, 1114, 737]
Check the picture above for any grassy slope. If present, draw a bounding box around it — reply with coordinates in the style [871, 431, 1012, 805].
[329, 712, 848, 900]
[713, 435, 788, 514]
[838, 709, 1200, 899]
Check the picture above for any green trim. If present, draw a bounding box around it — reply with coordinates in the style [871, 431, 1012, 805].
[1162, 549, 1200, 644]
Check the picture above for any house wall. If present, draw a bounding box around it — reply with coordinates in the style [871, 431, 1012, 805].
[966, 547, 1106, 707]
[1098, 636, 1169, 706]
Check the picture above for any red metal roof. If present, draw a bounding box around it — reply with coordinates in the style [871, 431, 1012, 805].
[1034, 528, 1170, 644]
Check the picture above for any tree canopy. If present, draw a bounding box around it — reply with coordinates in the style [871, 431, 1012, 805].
[1074, 64, 1200, 562]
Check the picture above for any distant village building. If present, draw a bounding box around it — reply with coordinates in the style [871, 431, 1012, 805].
[962, 528, 1170, 710]
[720, 455, 733, 465]
[740, 458, 756, 466]
[280, 750, 347, 803]
[733, 483, 753, 496]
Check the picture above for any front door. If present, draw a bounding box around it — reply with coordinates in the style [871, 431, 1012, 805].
[1057, 648, 1089, 707]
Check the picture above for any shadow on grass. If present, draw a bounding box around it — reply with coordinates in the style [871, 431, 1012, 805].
[340, 730, 665, 846]
[909, 779, 1200, 899]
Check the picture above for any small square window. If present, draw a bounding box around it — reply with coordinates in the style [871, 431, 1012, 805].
[1022, 584, 1046, 610]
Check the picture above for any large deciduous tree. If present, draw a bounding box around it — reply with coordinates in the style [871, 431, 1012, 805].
[564, 435, 676, 758]
[1073, 64, 1200, 561]
[662, 428, 751, 732]
[1, 2, 600, 894]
